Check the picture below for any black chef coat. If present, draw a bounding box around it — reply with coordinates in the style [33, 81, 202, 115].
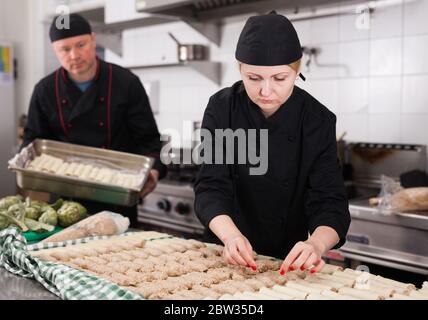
[22, 59, 166, 225]
[194, 81, 351, 259]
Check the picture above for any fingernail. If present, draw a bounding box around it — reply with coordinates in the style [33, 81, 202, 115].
[251, 266, 257, 271]
[289, 266, 296, 271]
[310, 269, 316, 274]
[246, 264, 250, 268]
[300, 266, 306, 271]
[279, 269, 285, 276]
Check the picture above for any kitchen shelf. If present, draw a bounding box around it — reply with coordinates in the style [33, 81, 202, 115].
[45, 0, 105, 23]
[43, 1, 221, 60]
[92, 16, 221, 45]
[126, 61, 222, 85]
[44, 1, 221, 55]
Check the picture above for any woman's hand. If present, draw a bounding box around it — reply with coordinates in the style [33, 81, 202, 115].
[222, 233, 257, 270]
[140, 169, 159, 198]
[279, 240, 325, 275]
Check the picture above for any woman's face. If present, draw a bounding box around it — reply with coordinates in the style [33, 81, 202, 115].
[240, 63, 298, 117]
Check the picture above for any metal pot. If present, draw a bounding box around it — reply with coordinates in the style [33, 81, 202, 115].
[168, 32, 208, 62]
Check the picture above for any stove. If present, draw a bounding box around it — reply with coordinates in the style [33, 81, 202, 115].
[137, 148, 204, 238]
[338, 142, 428, 275]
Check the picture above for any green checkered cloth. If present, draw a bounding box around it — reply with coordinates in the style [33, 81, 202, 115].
[0, 227, 147, 300]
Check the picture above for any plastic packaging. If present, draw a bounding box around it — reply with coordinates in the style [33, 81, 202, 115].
[41, 211, 130, 243]
[370, 175, 428, 214]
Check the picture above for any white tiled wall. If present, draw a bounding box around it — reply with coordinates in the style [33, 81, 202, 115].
[105, 0, 428, 158]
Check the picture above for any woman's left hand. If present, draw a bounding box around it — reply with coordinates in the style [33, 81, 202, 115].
[279, 240, 325, 275]
[140, 170, 159, 198]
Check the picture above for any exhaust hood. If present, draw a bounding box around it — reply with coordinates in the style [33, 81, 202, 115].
[136, 0, 353, 22]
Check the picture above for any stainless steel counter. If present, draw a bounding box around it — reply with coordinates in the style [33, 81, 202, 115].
[340, 199, 428, 275]
[0, 267, 58, 300]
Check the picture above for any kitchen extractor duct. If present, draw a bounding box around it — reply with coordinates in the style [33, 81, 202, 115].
[135, 0, 358, 22]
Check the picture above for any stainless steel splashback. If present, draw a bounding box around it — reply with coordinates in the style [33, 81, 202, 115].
[346, 142, 427, 186]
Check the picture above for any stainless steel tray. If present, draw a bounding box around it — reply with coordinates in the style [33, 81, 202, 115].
[8, 139, 154, 207]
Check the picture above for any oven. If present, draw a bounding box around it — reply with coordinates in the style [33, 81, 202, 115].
[338, 142, 428, 277]
[137, 147, 204, 240]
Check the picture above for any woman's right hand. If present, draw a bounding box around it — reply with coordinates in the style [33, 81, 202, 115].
[222, 233, 257, 270]
[208, 215, 257, 269]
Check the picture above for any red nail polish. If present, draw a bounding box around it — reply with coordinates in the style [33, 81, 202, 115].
[310, 269, 316, 274]
[251, 266, 257, 271]
[300, 266, 306, 271]
[246, 264, 250, 268]
[289, 266, 295, 271]
[279, 269, 285, 276]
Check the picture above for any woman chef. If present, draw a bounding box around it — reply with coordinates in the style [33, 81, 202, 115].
[22, 14, 166, 226]
[194, 11, 351, 275]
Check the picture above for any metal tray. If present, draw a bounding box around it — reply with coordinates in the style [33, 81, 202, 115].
[8, 139, 154, 207]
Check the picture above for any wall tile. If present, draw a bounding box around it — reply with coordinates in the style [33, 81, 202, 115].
[370, 0, 403, 38]
[368, 77, 402, 113]
[311, 15, 339, 44]
[368, 114, 400, 142]
[369, 38, 402, 76]
[339, 40, 370, 77]
[307, 43, 340, 79]
[339, 78, 369, 113]
[402, 75, 428, 113]
[403, 0, 428, 36]
[308, 79, 339, 114]
[104, 1, 428, 152]
[336, 114, 369, 142]
[400, 115, 428, 145]
[403, 35, 428, 74]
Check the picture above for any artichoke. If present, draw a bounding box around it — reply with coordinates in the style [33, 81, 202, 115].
[0, 195, 23, 211]
[50, 199, 64, 211]
[57, 203, 81, 227]
[30, 200, 49, 211]
[38, 207, 58, 226]
[62, 201, 87, 219]
[25, 207, 42, 220]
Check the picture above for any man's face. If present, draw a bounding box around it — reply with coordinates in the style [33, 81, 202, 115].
[52, 33, 97, 77]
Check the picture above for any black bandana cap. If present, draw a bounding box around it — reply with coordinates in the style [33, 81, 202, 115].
[236, 11, 306, 81]
[49, 13, 92, 43]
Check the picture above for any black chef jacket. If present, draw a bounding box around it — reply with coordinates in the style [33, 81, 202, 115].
[22, 59, 166, 226]
[194, 81, 351, 259]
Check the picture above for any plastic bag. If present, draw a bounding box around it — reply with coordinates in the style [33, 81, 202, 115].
[376, 175, 403, 214]
[370, 175, 428, 214]
[41, 211, 130, 243]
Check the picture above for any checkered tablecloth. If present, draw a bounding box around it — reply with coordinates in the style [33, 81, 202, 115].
[0, 227, 145, 300]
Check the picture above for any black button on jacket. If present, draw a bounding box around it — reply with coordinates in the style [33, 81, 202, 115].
[22, 59, 165, 177]
[194, 81, 351, 259]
